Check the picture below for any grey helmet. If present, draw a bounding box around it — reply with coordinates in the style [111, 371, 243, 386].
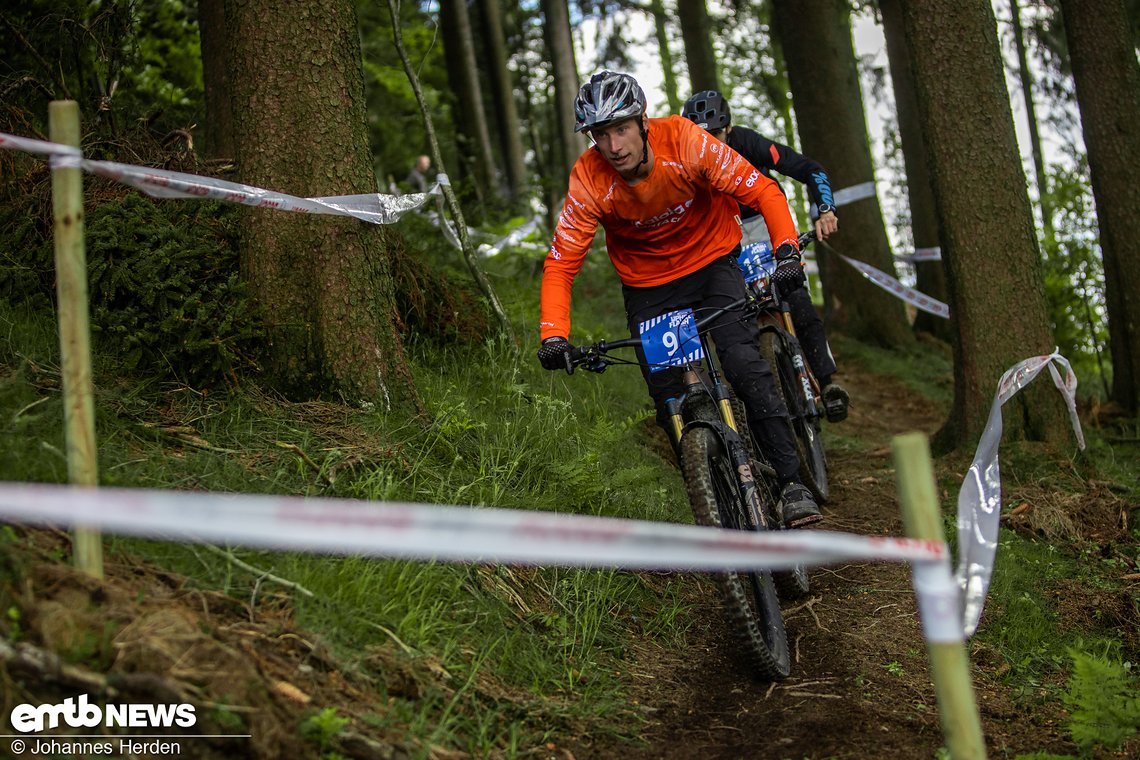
[682, 90, 731, 131]
[574, 71, 647, 133]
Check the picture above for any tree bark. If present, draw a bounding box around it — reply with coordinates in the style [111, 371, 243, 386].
[879, 0, 950, 341]
[440, 0, 500, 204]
[1060, 0, 1140, 414]
[770, 0, 913, 348]
[899, 0, 1065, 448]
[478, 0, 527, 201]
[677, 0, 720, 92]
[541, 0, 582, 188]
[224, 0, 421, 410]
[1009, 0, 1055, 247]
[648, 0, 682, 114]
[199, 0, 234, 160]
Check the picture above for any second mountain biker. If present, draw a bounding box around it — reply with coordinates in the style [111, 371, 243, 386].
[682, 90, 849, 422]
[537, 71, 822, 529]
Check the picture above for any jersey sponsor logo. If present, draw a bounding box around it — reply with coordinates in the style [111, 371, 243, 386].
[812, 172, 834, 205]
[745, 169, 760, 188]
[632, 198, 695, 229]
[549, 245, 562, 260]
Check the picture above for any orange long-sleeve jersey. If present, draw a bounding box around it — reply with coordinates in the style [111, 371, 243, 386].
[539, 115, 799, 341]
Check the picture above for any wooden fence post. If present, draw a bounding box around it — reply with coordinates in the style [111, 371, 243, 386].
[49, 100, 103, 579]
[893, 431, 986, 759]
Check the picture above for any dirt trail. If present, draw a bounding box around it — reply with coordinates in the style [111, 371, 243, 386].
[578, 358, 1074, 760]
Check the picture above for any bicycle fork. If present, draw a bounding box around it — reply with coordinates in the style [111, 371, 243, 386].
[669, 369, 769, 532]
[780, 312, 822, 418]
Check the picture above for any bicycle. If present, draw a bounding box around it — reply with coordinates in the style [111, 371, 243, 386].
[566, 295, 796, 680]
[737, 230, 830, 504]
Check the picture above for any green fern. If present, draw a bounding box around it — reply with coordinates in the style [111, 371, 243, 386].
[1063, 647, 1140, 751]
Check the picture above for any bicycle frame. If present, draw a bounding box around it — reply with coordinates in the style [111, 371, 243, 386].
[570, 294, 774, 531]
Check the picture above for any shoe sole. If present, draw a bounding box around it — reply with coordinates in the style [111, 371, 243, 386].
[785, 513, 824, 529]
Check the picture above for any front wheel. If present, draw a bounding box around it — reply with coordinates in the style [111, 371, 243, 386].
[757, 331, 830, 503]
[680, 426, 791, 680]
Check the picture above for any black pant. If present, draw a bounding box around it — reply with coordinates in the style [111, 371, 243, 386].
[785, 285, 837, 384]
[622, 254, 801, 484]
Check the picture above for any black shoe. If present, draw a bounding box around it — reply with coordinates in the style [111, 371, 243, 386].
[780, 482, 823, 529]
[822, 383, 849, 423]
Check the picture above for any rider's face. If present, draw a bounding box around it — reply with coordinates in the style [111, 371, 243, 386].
[590, 117, 645, 176]
[709, 127, 728, 143]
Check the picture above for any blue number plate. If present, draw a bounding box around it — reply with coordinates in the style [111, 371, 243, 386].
[737, 241, 775, 284]
[639, 308, 705, 373]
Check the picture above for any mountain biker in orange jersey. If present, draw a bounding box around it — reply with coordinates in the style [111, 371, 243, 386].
[537, 71, 822, 528]
[683, 90, 849, 422]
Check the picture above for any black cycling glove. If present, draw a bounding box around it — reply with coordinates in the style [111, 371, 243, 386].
[538, 336, 573, 371]
[771, 243, 806, 295]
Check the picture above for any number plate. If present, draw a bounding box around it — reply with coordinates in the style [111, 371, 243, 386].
[737, 241, 775, 284]
[639, 308, 705, 373]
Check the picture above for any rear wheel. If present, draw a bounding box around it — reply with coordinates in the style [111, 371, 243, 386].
[757, 331, 830, 503]
[680, 426, 791, 680]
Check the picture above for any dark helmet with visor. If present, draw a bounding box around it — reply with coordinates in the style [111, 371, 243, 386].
[682, 90, 731, 131]
[574, 71, 648, 133]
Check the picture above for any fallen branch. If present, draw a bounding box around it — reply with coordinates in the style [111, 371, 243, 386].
[197, 543, 315, 598]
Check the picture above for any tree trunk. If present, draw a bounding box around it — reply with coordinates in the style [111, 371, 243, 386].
[677, 0, 720, 92]
[440, 0, 500, 204]
[649, 0, 682, 114]
[770, 0, 913, 348]
[1009, 0, 1055, 247]
[1060, 0, 1140, 414]
[899, 0, 1065, 448]
[879, 0, 950, 341]
[542, 0, 582, 188]
[199, 0, 234, 160]
[224, 0, 422, 410]
[478, 0, 527, 201]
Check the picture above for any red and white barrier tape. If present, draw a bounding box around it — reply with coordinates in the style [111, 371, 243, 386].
[0, 482, 945, 573]
[956, 351, 1085, 636]
[834, 251, 950, 318]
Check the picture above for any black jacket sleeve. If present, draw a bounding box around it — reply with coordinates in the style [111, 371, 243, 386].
[727, 126, 834, 209]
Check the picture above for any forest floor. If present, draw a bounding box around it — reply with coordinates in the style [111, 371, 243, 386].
[570, 350, 1137, 760]
[2, 343, 1136, 759]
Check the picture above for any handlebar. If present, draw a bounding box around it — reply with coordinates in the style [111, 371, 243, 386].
[566, 231, 814, 375]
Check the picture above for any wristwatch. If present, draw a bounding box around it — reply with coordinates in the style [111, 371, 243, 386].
[817, 203, 836, 215]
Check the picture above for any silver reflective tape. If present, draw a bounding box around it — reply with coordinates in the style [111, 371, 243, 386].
[956, 351, 1085, 636]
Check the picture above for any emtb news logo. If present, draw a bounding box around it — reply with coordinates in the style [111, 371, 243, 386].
[9, 694, 196, 733]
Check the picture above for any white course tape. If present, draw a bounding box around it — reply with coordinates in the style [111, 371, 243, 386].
[912, 559, 964, 643]
[895, 247, 943, 264]
[834, 181, 876, 207]
[956, 351, 1085, 637]
[1, 132, 437, 226]
[0, 482, 946, 573]
[835, 251, 950, 318]
[481, 215, 541, 258]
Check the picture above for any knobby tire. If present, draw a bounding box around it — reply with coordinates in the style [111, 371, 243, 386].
[680, 426, 791, 680]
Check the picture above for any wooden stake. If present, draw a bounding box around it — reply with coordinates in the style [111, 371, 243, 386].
[892, 432, 986, 759]
[49, 100, 102, 579]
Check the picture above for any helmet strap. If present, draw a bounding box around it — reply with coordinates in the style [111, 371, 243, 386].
[638, 118, 649, 167]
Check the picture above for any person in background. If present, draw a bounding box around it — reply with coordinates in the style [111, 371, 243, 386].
[682, 90, 849, 423]
[537, 71, 822, 529]
[406, 154, 431, 193]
